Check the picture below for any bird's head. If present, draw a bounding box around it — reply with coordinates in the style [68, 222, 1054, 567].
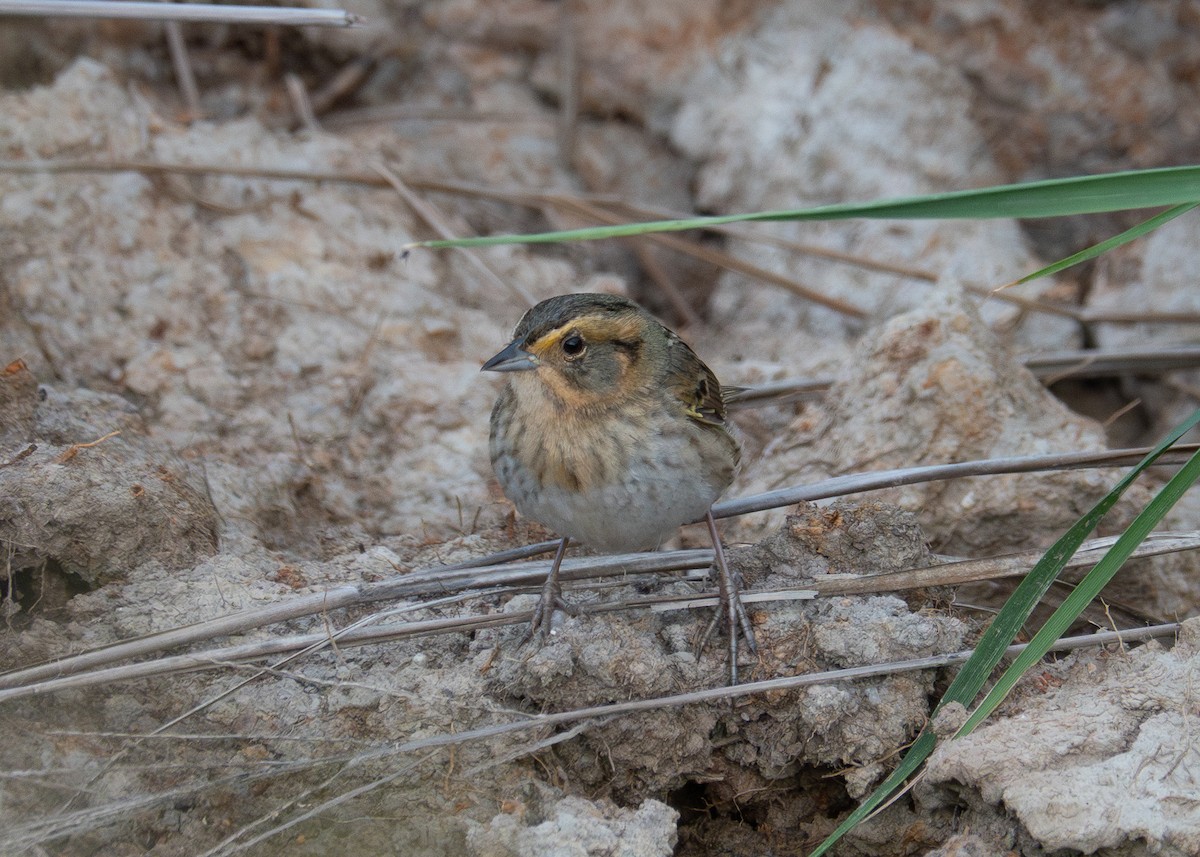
[482, 293, 663, 410]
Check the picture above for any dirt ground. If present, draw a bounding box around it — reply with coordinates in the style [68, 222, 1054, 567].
[2, 2, 1199, 855]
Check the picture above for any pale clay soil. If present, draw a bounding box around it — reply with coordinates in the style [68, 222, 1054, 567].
[2, 3, 1200, 856]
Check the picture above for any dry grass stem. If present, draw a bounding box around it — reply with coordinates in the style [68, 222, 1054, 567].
[321, 106, 556, 128]
[556, 0, 580, 168]
[3, 157, 1198, 325]
[557, 195, 868, 317]
[163, 21, 201, 119]
[371, 160, 538, 307]
[1026, 345, 1200, 381]
[382, 621, 1181, 754]
[713, 444, 1198, 518]
[53, 429, 121, 464]
[308, 43, 390, 115]
[13, 620, 1174, 854]
[3, 531, 1194, 702]
[284, 73, 320, 133]
[0, 1, 361, 27]
[3, 444, 1194, 690]
[731, 345, 1200, 408]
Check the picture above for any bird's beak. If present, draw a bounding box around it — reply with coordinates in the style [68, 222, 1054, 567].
[482, 339, 539, 373]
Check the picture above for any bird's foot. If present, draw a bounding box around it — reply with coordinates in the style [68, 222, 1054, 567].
[697, 577, 758, 685]
[520, 537, 576, 645]
[521, 576, 579, 645]
[701, 511, 758, 685]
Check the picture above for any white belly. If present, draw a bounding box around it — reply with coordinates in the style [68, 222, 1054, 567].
[493, 443, 725, 552]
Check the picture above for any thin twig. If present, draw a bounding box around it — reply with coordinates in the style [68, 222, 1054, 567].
[607, 199, 1200, 326]
[1102, 397, 1143, 428]
[2, 445, 1194, 693]
[386, 622, 1181, 750]
[308, 43, 388, 115]
[54, 430, 121, 464]
[371, 160, 538, 307]
[630, 241, 703, 328]
[2, 530, 1195, 701]
[729, 345, 1200, 408]
[3, 156, 1198, 327]
[556, 0, 580, 168]
[0, 157, 387, 184]
[1028, 345, 1200, 382]
[556, 195, 869, 318]
[711, 444, 1198, 519]
[0, 1, 361, 27]
[320, 106, 556, 129]
[284, 73, 320, 133]
[164, 21, 202, 120]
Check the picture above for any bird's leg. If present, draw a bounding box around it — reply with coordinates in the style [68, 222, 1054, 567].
[522, 536, 576, 644]
[705, 510, 757, 684]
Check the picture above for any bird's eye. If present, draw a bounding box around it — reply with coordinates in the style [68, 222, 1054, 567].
[561, 334, 585, 356]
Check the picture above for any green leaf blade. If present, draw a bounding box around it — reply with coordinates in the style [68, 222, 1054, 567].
[411, 166, 1200, 249]
[808, 406, 1200, 857]
[1011, 203, 1199, 286]
[959, 430, 1200, 735]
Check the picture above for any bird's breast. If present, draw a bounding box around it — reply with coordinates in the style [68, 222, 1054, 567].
[526, 407, 636, 492]
[491, 387, 736, 551]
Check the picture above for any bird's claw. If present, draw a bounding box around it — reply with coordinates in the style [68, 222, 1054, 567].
[702, 510, 757, 686]
[520, 537, 575, 645]
[521, 585, 578, 645]
[696, 575, 758, 685]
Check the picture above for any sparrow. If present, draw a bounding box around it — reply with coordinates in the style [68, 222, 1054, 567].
[483, 292, 756, 683]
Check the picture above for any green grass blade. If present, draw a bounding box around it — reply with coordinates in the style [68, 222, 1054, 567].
[807, 405, 1200, 857]
[917, 407, 1198, 715]
[410, 166, 1200, 249]
[1008, 202, 1199, 286]
[805, 732, 935, 856]
[959, 435, 1200, 735]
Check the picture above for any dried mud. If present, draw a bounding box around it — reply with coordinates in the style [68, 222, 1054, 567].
[2, 2, 1199, 856]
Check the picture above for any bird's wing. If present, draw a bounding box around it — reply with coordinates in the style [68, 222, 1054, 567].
[665, 332, 728, 428]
